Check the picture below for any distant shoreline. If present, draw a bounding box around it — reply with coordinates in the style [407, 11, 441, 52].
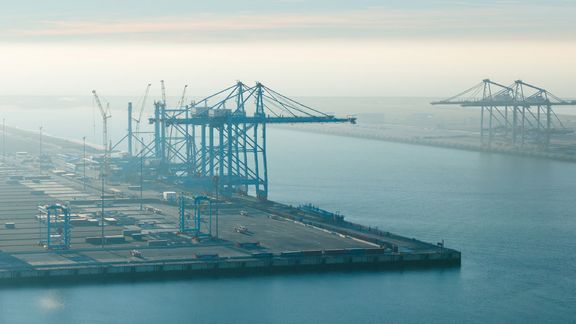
[275, 125, 576, 164]
[5, 125, 103, 153]
[8, 121, 576, 164]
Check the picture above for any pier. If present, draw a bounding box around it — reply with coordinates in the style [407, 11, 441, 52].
[0, 148, 459, 284]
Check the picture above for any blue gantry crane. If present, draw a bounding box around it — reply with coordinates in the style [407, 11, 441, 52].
[144, 81, 356, 199]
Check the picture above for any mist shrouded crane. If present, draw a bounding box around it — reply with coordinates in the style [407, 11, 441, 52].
[177, 84, 188, 108]
[161, 80, 167, 106]
[134, 83, 152, 152]
[92, 90, 111, 173]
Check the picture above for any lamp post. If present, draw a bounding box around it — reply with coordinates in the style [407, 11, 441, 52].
[39, 126, 43, 157]
[214, 174, 219, 240]
[2, 118, 5, 162]
[100, 149, 106, 248]
[140, 137, 144, 211]
[83, 136, 86, 190]
[101, 167, 105, 248]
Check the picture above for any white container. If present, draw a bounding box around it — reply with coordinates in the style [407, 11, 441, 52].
[162, 191, 177, 202]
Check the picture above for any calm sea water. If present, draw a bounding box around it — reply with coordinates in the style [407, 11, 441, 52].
[0, 98, 575, 323]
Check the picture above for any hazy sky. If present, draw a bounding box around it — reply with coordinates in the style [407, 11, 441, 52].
[0, 0, 575, 97]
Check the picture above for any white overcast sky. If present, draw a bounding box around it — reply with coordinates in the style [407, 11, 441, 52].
[0, 0, 575, 97]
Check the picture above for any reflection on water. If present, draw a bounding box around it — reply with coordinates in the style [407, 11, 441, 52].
[38, 291, 64, 312]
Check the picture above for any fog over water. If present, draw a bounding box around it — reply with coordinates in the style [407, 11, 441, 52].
[3, 95, 576, 152]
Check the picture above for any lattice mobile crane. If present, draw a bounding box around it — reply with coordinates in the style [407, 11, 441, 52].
[92, 90, 111, 178]
[134, 83, 152, 137]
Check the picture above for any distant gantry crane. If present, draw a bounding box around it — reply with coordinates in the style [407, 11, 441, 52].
[432, 79, 576, 149]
